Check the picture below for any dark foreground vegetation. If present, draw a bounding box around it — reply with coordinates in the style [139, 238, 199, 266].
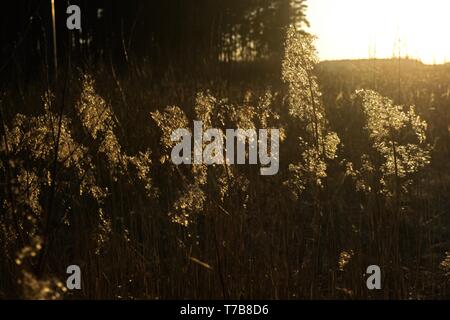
[0, 1, 449, 299]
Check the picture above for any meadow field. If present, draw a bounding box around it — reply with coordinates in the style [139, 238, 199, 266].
[0, 1, 449, 300]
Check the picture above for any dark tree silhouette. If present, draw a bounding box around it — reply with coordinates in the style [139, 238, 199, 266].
[0, 0, 309, 81]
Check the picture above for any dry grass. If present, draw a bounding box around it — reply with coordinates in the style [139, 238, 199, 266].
[0, 29, 449, 300]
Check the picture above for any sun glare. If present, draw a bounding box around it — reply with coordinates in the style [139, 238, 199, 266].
[307, 0, 450, 64]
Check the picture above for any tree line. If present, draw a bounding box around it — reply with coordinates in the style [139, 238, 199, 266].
[1, 0, 308, 81]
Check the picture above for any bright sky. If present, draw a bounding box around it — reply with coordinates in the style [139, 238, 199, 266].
[307, 0, 450, 64]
